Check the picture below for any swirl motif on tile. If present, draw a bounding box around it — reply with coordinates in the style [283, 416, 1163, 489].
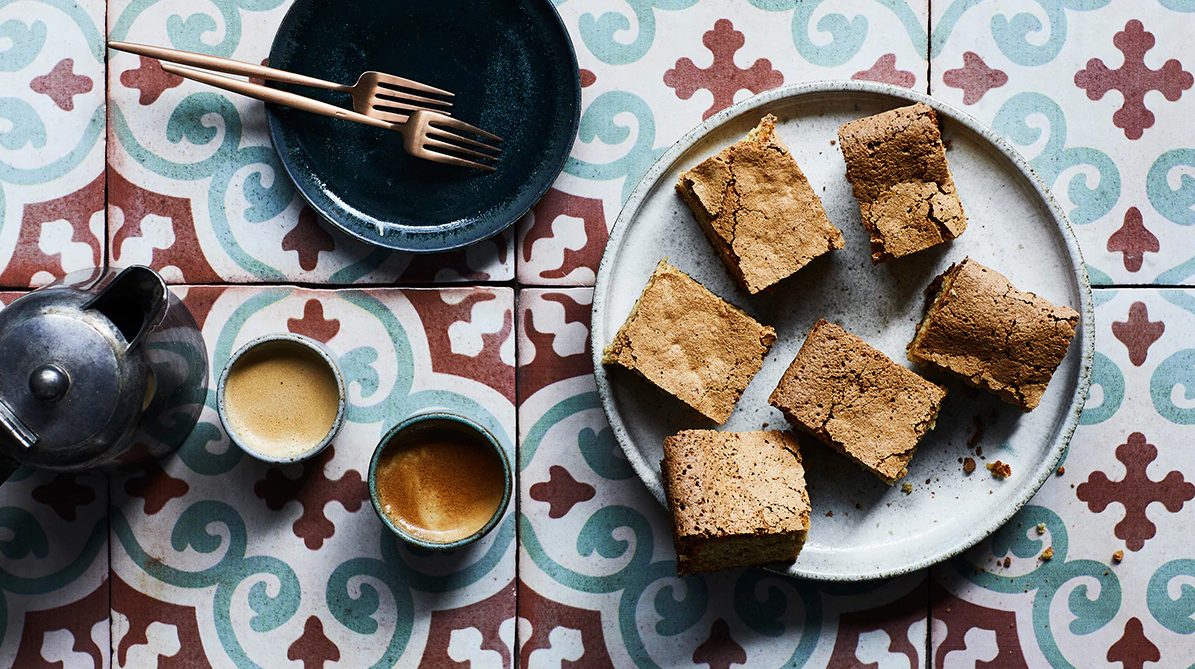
[1147, 149, 1195, 228]
[949, 505, 1122, 667]
[751, 0, 928, 64]
[1150, 347, 1195, 424]
[565, 91, 665, 200]
[112, 501, 302, 667]
[578, 0, 698, 65]
[992, 92, 1120, 226]
[1147, 558, 1195, 634]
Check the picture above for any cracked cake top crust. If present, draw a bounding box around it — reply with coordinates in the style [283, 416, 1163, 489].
[769, 319, 947, 484]
[677, 114, 844, 293]
[602, 259, 777, 423]
[662, 429, 810, 542]
[907, 257, 1080, 411]
[661, 429, 810, 575]
[837, 103, 967, 263]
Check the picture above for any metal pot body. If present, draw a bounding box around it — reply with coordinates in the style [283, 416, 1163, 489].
[0, 267, 209, 477]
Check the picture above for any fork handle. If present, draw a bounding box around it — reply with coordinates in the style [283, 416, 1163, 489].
[159, 63, 394, 131]
[108, 41, 348, 92]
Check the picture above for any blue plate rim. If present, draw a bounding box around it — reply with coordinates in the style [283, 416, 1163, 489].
[265, 0, 581, 254]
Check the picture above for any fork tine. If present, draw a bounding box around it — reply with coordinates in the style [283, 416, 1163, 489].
[374, 89, 453, 108]
[423, 137, 500, 162]
[427, 128, 502, 155]
[427, 114, 503, 143]
[374, 76, 454, 98]
[372, 100, 427, 113]
[420, 148, 496, 171]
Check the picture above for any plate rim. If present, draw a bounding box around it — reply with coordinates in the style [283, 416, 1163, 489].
[265, 0, 581, 254]
[589, 79, 1095, 582]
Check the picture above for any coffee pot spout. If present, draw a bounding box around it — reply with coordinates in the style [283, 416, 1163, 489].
[85, 266, 168, 350]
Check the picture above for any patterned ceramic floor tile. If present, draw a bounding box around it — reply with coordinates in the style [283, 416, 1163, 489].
[0, 286, 110, 668]
[105, 0, 513, 285]
[108, 285, 515, 667]
[0, 470, 109, 668]
[516, 288, 932, 668]
[0, 0, 106, 289]
[517, 1, 932, 285]
[929, 2, 1195, 286]
[930, 288, 1195, 668]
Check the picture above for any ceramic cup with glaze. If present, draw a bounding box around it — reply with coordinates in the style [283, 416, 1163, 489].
[217, 333, 346, 464]
[368, 412, 512, 550]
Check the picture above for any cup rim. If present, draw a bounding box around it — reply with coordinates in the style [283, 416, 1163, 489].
[367, 411, 513, 551]
[216, 333, 347, 464]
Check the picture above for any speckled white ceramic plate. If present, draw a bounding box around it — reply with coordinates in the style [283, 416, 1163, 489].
[591, 81, 1094, 581]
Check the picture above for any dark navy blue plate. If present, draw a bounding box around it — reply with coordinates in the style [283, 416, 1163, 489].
[267, 0, 579, 252]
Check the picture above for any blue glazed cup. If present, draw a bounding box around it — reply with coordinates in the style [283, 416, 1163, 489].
[368, 412, 512, 551]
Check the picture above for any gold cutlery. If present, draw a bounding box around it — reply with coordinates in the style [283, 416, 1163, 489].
[108, 40, 453, 121]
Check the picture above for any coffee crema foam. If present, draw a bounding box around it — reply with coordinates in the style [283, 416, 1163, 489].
[223, 341, 340, 459]
[375, 435, 505, 544]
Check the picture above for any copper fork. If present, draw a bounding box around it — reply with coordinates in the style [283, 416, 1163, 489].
[108, 41, 453, 121]
[158, 63, 501, 170]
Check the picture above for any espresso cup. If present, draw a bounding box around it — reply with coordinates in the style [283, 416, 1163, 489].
[368, 412, 512, 550]
[217, 333, 346, 464]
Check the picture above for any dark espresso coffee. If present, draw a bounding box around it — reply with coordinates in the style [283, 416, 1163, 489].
[374, 425, 506, 544]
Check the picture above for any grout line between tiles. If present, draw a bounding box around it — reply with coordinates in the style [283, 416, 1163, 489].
[512, 285, 521, 669]
[925, 570, 933, 668]
[925, 0, 933, 97]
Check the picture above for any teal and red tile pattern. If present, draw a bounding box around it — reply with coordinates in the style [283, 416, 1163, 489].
[1, 0, 1193, 666]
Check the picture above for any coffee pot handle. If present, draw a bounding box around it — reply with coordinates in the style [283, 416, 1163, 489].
[0, 394, 37, 450]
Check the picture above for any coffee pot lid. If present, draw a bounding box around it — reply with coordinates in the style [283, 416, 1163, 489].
[0, 309, 123, 455]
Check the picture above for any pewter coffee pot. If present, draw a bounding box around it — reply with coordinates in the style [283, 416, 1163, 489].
[0, 266, 208, 482]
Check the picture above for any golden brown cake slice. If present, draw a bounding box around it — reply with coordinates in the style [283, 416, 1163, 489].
[769, 320, 947, 484]
[677, 114, 844, 294]
[661, 429, 810, 575]
[907, 257, 1080, 411]
[838, 103, 967, 263]
[602, 260, 776, 423]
